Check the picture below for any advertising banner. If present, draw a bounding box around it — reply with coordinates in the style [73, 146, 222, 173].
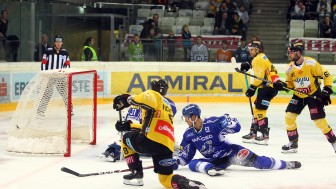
[11, 72, 36, 101]
[111, 72, 245, 95]
[0, 72, 10, 103]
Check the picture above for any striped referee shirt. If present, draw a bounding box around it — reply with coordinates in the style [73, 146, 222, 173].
[41, 47, 70, 70]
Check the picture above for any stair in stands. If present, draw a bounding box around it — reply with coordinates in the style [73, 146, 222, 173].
[247, 0, 289, 63]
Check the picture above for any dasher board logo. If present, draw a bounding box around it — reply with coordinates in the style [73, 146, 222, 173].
[0, 77, 8, 96]
[0, 73, 10, 102]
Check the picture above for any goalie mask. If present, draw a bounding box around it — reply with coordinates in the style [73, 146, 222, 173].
[151, 79, 168, 96]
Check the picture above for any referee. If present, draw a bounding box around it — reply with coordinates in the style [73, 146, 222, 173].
[37, 35, 71, 117]
[41, 35, 70, 70]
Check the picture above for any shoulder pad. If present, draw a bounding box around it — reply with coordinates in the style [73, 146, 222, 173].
[305, 57, 317, 66]
[286, 63, 294, 73]
[262, 54, 268, 60]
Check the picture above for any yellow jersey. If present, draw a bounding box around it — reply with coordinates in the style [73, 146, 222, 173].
[251, 53, 278, 87]
[285, 56, 332, 98]
[129, 89, 175, 152]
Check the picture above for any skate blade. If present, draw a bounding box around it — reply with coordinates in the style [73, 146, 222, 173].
[254, 139, 269, 146]
[207, 169, 227, 176]
[123, 179, 144, 186]
[242, 139, 256, 144]
[188, 181, 207, 189]
[281, 149, 298, 154]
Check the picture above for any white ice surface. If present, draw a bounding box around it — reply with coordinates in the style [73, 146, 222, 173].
[1, 102, 336, 189]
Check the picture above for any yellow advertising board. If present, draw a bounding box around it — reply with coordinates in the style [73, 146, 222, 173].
[111, 72, 246, 95]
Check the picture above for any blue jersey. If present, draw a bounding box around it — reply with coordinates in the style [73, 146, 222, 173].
[177, 114, 241, 166]
[125, 97, 176, 123]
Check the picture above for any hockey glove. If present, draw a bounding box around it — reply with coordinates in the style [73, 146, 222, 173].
[240, 61, 252, 72]
[113, 94, 131, 111]
[320, 86, 333, 106]
[115, 120, 132, 132]
[245, 85, 257, 97]
[273, 80, 287, 91]
[172, 157, 180, 170]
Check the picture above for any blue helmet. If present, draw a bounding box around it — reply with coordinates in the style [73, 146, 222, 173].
[182, 104, 201, 118]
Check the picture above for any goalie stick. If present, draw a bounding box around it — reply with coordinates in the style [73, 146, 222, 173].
[61, 165, 154, 177]
[234, 67, 321, 100]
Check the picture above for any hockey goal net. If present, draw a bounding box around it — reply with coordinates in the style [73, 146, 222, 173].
[6, 69, 97, 157]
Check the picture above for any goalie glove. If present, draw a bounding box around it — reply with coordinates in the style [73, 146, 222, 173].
[320, 86, 333, 106]
[172, 157, 180, 170]
[240, 61, 252, 72]
[113, 94, 131, 111]
[115, 120, 132, 132]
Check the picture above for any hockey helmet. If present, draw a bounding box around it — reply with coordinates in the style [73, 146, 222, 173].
[248, 40, 263, 51]
[151, 79, 168, 96]
[54, 35, 63, 42]
[182, 104, 201, 118]
[103, 142, 121, 162]
[288, 42, 304, 54]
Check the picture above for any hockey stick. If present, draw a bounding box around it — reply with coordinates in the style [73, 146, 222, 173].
[118, 110, 124, 160]
[61, 165, 154, 177]
[234, 67, 321, 100]
[232, 58, 255, 119]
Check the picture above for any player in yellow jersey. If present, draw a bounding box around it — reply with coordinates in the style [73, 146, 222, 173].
[273, 42, 336, 154]
[239, 40, 279, 145]
[113, 79, 206, 189]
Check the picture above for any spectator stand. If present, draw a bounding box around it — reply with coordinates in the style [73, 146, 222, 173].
[123, 34, 241, 62]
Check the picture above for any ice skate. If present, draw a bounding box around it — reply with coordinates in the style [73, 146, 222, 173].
[254, 128, 270, 145]
[178, 177, 207, 189]
[282, 141, 298, 153]
[285, 161, 301, 169]
[123, 170, 144, 186]
[242, 120, 258, 144]
[242, 132, 256, 143]
[206, 167, 226, 176]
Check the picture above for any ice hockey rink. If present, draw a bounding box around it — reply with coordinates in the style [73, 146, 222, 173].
[1, 102, 336, 189]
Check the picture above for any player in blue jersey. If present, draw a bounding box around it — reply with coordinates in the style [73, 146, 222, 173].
[173, 104, 301, 176]
[101, 79, 177, 161]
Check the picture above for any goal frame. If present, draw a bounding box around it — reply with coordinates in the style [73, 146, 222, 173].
[65, 70, 97, 157]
